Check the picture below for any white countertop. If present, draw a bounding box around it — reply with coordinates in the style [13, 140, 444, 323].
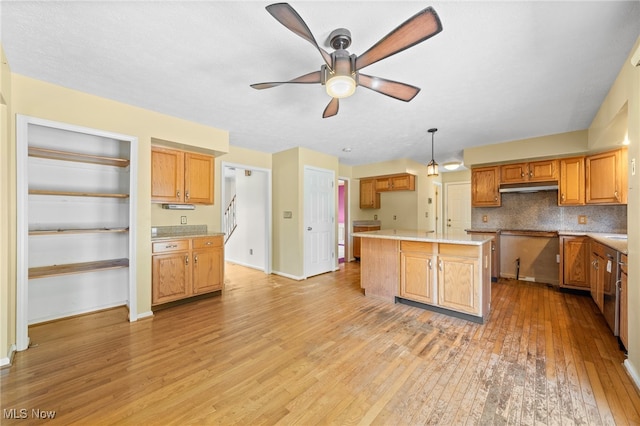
[353, 229, 493, 245]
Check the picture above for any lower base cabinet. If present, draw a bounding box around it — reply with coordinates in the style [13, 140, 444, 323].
[559, 235, 590, 290]
[620, 253, 628, 350]
[152, 235, 224, 306]
[437, 245, 481, 316]
[400, 242, 435, 304]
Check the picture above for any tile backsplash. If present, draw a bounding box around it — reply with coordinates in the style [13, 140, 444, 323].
[472, 191, 627, 233]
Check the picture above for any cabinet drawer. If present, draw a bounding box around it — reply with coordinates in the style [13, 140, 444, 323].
[193, 236, 223, 249]
[401, 241, 435, 253]
[439, 243, 479, 257]
[152, 239, 190, 253]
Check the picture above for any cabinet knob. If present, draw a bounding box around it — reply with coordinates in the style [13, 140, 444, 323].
[438, 260, 443, 271]
[561, 193, 565, 201]
[186, 191, 190, 200]
[494, 196, 498, 201]
[165, 244, 178, 249]
[428, 259, 432, 269]
[521, 172, 525, 177]
[177, 190, 181, 198]
[185, 255, 189, 265]
[194, 255, 198, 264]
[614, 190, 619, 200]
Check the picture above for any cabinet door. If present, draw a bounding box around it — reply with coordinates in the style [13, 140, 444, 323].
[152, 251, 191, 305]
[471, 167, 500, 207]
[437, 255, 479, 315]
[586, 149, 626, 204]
[528, 159, 558, 181]
[620, 255, 628, 349]
[193, 247, 223, 294]
[151, 146, 184, 203]
[589, 250, 604, 312]
[559, 157, 585, 205]
[359, 179, 380, 209]
[390, 174, 415, 191]
[560, 236, 589, 289]
[185, 152, 214, 204]
[375, 177, 392, 192]
[400, 251, 434, 304]
[500, 163, 528, 183]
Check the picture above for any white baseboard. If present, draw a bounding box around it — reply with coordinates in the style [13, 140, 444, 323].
[1, 344, 17, 367]
[132, 311, 153, 321]
[271, 270, 305, 281]
[226, 259, 266, 272]
[624, 359, 640, 391]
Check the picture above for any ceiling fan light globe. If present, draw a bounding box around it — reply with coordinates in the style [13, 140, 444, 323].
[326, 75, 356, 98]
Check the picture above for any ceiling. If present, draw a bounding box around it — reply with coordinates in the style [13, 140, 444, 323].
[2, 1, 639, 168]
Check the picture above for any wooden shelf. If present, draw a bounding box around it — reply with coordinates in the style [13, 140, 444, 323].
[29, 189, 130, 198]
[29, 147, 130, 167]
[29, 258, 129, 279]
[29, 227, 129, 236]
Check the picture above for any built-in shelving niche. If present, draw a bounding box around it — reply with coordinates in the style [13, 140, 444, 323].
[16, 115, 138, 351]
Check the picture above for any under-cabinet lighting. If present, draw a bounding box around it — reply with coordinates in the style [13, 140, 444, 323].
[162, 204, 195, 210]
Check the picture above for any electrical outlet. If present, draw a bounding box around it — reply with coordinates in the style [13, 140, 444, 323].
[249, 249, 253, 255]
[482, 215, 488, 223]
[374, 214, 378, 220]
[425, 212, 428, 218]
[181, 216, 187, 225]
[393, 215, 397, 220]
[578, 215, 587, 225]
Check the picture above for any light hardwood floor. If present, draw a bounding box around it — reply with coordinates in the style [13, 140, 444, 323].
[2, 261, 639, 425]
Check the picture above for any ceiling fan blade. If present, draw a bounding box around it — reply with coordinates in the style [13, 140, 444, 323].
[323, 98, 339, 118]
[355, 7, 442, 71]
[358, 73, 421, 102]
[250, 70, 321, 90]
[266, 3, 333, 69]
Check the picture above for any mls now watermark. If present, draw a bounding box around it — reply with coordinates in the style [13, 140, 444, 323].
[4, 408, 57, 419]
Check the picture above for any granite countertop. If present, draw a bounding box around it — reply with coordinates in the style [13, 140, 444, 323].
[353, 220, 382, 227]
[151, 224, 225, 241]
[353, 229, 492, 245]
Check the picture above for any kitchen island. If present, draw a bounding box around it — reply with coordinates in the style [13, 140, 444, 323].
[354, 229, 493, 323]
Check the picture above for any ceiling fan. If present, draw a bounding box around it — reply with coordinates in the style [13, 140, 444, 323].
[250, 3, 443, 118]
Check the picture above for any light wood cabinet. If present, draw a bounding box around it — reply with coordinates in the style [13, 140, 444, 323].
[589, 241, 606, 312]
[500, 160, 558, 184]
[152, 235, 224, 305]
[559, 157, 585, 206]
[437, 244, 481, 316]
[465, 230, 499, 281]
[192, 237, 224, 294]
[585, 148, 627, 205]
[151, 146, 214, 204]
[471, 166, 500, 207]
[559, 235, 589, 290]
[359, 178, 380, 209]
[620, 253, 628, 350]
[400, 241, 435, 304]
[353, 224, 381, 259]
[375, 173, 415, 192]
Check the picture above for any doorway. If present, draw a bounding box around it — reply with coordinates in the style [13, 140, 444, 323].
[338, 179, 349, 264]
[221, 162, 271, 273]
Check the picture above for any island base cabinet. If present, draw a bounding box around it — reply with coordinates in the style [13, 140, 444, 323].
[437, 255, 479, 316]
[400, 242, 435, 305]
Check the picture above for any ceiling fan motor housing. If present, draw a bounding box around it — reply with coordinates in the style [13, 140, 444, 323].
[321, 51, 357, 85]
[328, 28, 352, 50]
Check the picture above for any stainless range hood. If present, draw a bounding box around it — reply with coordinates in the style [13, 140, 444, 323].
[499, 182, 559, 193]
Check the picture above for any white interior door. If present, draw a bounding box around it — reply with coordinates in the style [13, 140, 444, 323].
[304, 167, 335, 277]
[446, 182, 471, 237]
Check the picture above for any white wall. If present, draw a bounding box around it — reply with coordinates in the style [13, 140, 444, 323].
[225, 168, 268, 271]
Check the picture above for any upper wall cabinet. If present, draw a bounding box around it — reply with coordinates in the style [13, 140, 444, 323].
[559, 156, 585, 206]
[500, 159, 558, 184]
[151, 146, 214, 204]
[375, 173, 415, 192]
[585, 148, 627, 205]
[359, 178, 380, 209]
[472, 166, 501, 207]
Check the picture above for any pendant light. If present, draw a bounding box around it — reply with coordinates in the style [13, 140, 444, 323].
[427, 128, 439, 176]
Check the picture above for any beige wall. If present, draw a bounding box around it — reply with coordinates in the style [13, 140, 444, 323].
[463, 130, 589, 167]
[8, 74, 229, 336]
[272, 147, 339, 278]
[1, 44, 16, 362]
[592, 36, 640, 383]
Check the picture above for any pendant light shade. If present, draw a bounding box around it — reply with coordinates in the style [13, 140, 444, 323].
[427, 128, 439, 176]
